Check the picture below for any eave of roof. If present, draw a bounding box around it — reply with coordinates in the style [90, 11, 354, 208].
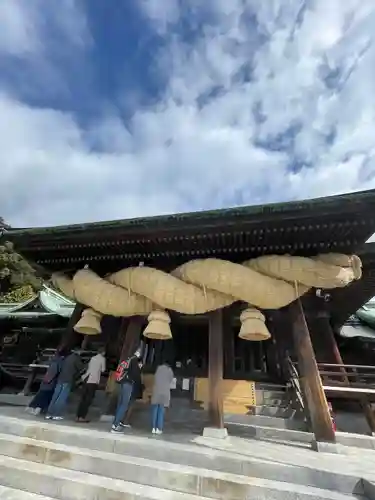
[6, 188, 375, 237]
[340, 320, 375, 341]
[5, 189, 375, 273]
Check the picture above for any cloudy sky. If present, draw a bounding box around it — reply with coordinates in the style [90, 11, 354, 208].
[1, 0, 375, 228]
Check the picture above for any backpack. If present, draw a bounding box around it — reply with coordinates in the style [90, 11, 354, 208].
[115, 357, 133, 383]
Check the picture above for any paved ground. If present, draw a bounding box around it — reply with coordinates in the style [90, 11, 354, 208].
[1, 405, 375, 483]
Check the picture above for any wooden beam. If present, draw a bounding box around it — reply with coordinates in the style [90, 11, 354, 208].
[119, 316, 144, 361]
[81, 335, 89, 350]
[222, 307, 234, 378]
[290, 299, 335, 443]
[60, 303, 84, 350]
[21, 368, 37, 396]
[267, 311, 293, 381]
[361, 400, 375, 434]
[105, 316, 144, 416]
[321, 314, 349, 385]
[208, 309, 224, 429]
[308, 304, 350, 384]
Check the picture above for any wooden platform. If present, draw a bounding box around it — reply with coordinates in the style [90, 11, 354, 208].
[194, 378, 256, 414]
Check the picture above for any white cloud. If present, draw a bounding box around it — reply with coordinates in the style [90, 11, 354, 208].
[0, 0, 90, 56]
[1, 0, 375, 227]
[0, 1, 39, 55]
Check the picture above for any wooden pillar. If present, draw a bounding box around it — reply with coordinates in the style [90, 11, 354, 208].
[268, 311, 291, 381]
[290, 299, 335, 443]
[60, 303, 84, 351]
[266, 336, 281, 381]
[21, 368, 37, 396]
[207, 309, 224, 429]
[105, 316, 144, 416]
[319, 312, 349, 384]
[119, 316, 143, 360]
[81, 335, 89, 350]
[361, 400, 375, 434]
[222, 307, 234, 379]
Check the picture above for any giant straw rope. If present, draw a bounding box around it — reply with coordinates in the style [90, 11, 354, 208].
[52, 253, 362, 341]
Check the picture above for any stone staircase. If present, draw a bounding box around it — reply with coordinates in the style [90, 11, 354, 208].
[224, 385, 311, 446]
[0, 412, 373, 499]
[222, 388, 375, 451]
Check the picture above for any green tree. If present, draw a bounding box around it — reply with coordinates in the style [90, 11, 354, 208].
[0, 224, 42, 303]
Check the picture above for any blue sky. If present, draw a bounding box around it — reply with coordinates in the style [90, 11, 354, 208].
[1, 0, 375, 227]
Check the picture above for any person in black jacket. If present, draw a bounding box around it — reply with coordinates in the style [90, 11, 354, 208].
[120, 358, 144, 428]
[45, 350, 83, 421]
[111, 350, 142, 433]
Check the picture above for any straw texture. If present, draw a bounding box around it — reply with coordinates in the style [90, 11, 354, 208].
[52, 252, 361, 341]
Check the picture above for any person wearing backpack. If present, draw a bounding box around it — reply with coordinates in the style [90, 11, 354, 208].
[26, 348, 65, 416]
[111, 350, 143, 433]
[120, 358, 144, 428]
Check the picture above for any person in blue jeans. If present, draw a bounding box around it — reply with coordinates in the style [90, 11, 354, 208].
[26, 349, 65, 416]
[111, 351, 143, 433]
[46, 350, 83, 420]
[151, 362, 174, 435]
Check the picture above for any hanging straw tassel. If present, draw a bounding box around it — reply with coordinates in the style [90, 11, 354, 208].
[239, 307, 270, 341]
[143, 310, 172, 340]
[74, 308, 102, 335]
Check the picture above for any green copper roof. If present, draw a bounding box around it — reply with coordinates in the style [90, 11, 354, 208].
[0, 285, 74, 318]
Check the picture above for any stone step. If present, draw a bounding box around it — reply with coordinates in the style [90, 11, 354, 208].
[255, 383, 287, 391]
[0, 485, 54, 500]
[0, 394, 32, 407]
[254, 405, 297, 418]
[257, 389, 286, 398]
[0, 454, 363, 500]
[3, 409, 375, 453]
[0, 455, 211, 500]
[0, 417, 372, 496]
[261, 399, 289, 408]
[225, 414, 308, 431]
[225, 422, 314, 444]
[223, 421, 375, 451]
[257, 392, 288, 404]
[0, 432, 361, 496]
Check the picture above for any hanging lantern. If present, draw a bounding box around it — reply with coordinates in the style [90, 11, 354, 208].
[143, 310, 172, 340]
[74, 308, 102, 335]
[239, 308, 270, 341]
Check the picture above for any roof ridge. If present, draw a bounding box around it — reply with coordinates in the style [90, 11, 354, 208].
[6, 188, 375, 236]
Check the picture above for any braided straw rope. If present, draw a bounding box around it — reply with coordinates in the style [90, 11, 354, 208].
[52, 253, 362, 341]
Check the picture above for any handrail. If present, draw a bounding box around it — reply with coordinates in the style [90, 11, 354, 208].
[285, 355, 305, 412]
[288, 360, 375, 434]
[317, 363, 375, 371]
[293, 360, 375, 391]
[319, 371, 375, 379]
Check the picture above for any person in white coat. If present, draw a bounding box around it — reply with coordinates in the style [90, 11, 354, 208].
[76, 347, 106, 422]
[151, 362, 174, 434]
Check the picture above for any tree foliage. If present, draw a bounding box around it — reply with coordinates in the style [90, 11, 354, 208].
[0, 241, 42, 303]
